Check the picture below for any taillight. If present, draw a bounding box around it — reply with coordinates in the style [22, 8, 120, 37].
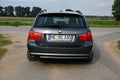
[87, 32, 92, 41]
[78, 32, 92, 41]
[28, 29, 42, 40]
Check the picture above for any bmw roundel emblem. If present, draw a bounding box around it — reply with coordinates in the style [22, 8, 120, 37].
[58, 30, 62, 34]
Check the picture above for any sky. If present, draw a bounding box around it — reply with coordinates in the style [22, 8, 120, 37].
[0, 0, 114, 16]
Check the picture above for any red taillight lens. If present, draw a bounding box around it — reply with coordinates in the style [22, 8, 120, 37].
[78, 32, 92, 41]
[78, 33, 87, 41]
[87, 32, 92, 41]
[28, 29, 42, 40]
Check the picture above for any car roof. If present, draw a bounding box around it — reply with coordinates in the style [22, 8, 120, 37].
[38, 11, 83, 16]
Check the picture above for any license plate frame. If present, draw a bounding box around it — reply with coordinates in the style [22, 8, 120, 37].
[46, 34, 75, 42]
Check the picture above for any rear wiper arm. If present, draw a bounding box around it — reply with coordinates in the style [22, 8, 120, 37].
[48, 24, 62, 28]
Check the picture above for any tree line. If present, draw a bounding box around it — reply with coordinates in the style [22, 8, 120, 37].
[112, 0, 120, 21]
[0, 0, 120, 21]
[0, 6, 42, 17]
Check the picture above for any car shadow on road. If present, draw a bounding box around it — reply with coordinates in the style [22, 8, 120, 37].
[38, 44, 101, 65]
[91, 44, 101, 64]
[39, 59, 89, 65]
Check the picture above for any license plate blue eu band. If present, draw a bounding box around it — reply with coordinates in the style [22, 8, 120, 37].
[48, 35, 51, 40]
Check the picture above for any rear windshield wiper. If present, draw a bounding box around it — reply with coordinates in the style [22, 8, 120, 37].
[43, 24, 62, 28]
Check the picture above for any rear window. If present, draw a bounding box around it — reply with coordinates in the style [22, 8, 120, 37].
[34, 13, 87, 28]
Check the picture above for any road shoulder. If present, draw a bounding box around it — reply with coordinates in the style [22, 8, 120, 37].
[105, 38, 120, 63]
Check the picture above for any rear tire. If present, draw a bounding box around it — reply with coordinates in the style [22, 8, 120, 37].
[27, 51, 38, 61]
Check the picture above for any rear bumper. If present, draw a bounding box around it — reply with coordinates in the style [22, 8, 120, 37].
[27, 40, 93, 59]
[30, 52, 91, 59]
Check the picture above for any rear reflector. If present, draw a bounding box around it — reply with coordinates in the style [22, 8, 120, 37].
[28, 29, 42, 40]
[78, 32, 92, 41]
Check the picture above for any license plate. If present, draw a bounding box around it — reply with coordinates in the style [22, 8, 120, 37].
[46, 34, 75, 42]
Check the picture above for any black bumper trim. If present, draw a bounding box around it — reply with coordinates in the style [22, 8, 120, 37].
[30, 52, 90, 59]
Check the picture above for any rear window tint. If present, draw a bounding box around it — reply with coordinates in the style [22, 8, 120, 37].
[34, 13, 87, 28]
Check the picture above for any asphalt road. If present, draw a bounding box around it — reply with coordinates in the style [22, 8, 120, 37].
[0, 26, 120, 80]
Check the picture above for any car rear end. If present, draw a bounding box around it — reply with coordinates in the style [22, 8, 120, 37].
[27, 12, 93, 62]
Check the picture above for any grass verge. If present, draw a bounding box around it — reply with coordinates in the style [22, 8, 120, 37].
[0, 48, 8, 59]
[0, 34, 12, 59]
[117, 40, 120, 49]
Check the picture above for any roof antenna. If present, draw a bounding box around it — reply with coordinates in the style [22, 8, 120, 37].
[76, 10, 83, 14]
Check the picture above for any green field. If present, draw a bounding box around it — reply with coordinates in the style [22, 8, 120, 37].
[0, 17, 34, 27]
[0, 17, 120, 27]
[87, 18, 120, 28]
